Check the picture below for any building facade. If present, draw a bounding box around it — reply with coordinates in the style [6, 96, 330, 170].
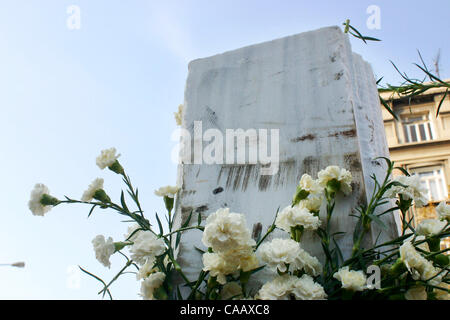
[381, 84, 450, 248]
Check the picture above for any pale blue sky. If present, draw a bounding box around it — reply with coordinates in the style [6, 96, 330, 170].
[0, 0, 449, 299]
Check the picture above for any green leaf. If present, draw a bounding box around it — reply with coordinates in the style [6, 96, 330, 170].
[194, 246, 205, 254]
[175, 231, 182, 249]
[120, 191, 129, 213]
[78, 266, 113, 300]
[394, 166, 410, 176]
[436, 88, 449, 118]
[197, 212, 202, 226]
[182, 211, 193, 228]
[332, 237, 344, 264]
[249, 265, 266, 275]
[176, 286, 183, 300]
[380, 96, 398, 120]
[125, 227, 143, 241]
[155, 212, 164, 235]
[368, 213, 387, 230]
[348, 25, 381, 43]
[87, 204, 97, 218]
[377, 207, 400, 217]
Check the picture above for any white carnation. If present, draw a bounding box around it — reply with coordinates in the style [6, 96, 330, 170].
[140, 272, 165, 300]
[226, 247, 260, 272]
[202, 208, 255, 252]
[405, 286, 427, 300]
[257, 274, 326, 300]
[96, 148, 120, 170]
[92, 235, 115, 268]
[400, 241, 428, 280]
[174, 104, 183, 126]
[291, 274, 327, 300]
[318, 166, 353, 195]
[298, 174, 322, 195]
[436, 202, 450, 221]
[416, 219, 446, 237]
[202, 252, 237, 285]
[130, 231, 166, 265]
[385, 175, 428, 207]
[257, 275, 297, 300]
[275, 205, 321, 232]
[297, 249, 323, 276]
[297, 196, 323, 213]
[399, 241, 442, 285]
[421, 264, 444, 286]
[28, 183, 53, 216]
[81, 178, 104, 202]
[258, 238, 302, 273]
[258, 238, 322, 276]
[136, 258, 157, 280]
[154, 185, 180, 198]
[333, 266, 366, 291]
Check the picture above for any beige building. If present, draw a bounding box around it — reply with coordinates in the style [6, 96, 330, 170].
[381, 83, 450, 248]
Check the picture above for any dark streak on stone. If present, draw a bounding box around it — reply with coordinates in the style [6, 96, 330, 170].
[213, 187, 224, 195]
[291, 134, 316, 142]
[335, 71, 344, 80]
[328, 129, 357, 138]
[233, 166, 244, 190]
[242, 165, 255, 191]
[195, 205, 208, 213]
[219, 160, 299, 192]
[371, 160, 382, 166]
[258, 175, 272, 191]
[181, 190, 196, 197]
[302, 156, 320, 176]
[344, 153, 362, 171]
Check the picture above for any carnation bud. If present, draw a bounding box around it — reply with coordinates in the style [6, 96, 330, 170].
[397, 195, 413, 212]
[114, 242, 129, 252]
[432, 254, 449, 267]
[39, 194, 60, 206]
[108, 160, 124, 175]
[290, 225, 304, 242]
[292, 186, 309, 206]
[326, 179, 341, 195]
[207, 276, 218, 289]
[390, 258, 407, 277]
[164, 196, 174, 213]
[93, 189, 111, 203]
[426, 237, 441, 253]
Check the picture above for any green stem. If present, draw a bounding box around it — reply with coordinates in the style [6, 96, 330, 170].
[98, 260, 132, 296]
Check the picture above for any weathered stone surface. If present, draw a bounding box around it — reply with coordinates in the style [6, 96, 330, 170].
[173, 26, 400, 282]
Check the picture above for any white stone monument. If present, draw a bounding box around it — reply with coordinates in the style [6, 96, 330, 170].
[174, 26, 400, 282]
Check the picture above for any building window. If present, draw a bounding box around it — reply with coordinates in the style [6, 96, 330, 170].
[402, 114, 434, 143]
[410, 166, 448, 202]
